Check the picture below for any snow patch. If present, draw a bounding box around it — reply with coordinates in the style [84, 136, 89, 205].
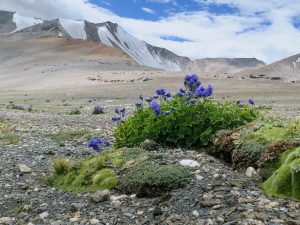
[12, 13, 42, 32]
[59, 19, 86, 40]
[292, 57, 300, 68]
[98, 23, 181, 71]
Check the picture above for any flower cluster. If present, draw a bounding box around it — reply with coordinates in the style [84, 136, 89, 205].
[93, 106, 105, 114]
[237, 99, 255, 107]
[151, 101, 161, 116]
[184, 74, 202, 92]
[86, 137, 110, 153]
[112, 107, 126, 123]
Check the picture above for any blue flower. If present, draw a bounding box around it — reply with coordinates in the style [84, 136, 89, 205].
[190, 99, 197, 104]
[237, 100, 242, 104]
[151, 101, 161, 116]
[179, 88, 185, 93]
[146, 97, 153, 103]
[112, 116, 120, 122]
[165, 92, 172, 98]
[135, 101, 142, 109]
[114, 108, 119, 114]
[184, 75, 191, 83]
[153, 95, 159, 99]
[165, 111, 171, 116]
[86, 137, 102, 152]
[139, 94, 144, 100]
[102, 140, 110, 147]
[238, 103, 244, 108]
[201, 84, 213, 97]
[177, 91, 184, 97]
[120, 108, 126, 113]
[156, 88, 166, 96]
[248, 98, 255, 105]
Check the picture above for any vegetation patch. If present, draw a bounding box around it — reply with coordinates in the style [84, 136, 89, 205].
[213, 118, 300, 169]
[44, 148, 147, 192]
[118, 161, 192, 197]
[0, 123, 21, 146]
[263, 147, 300, 201]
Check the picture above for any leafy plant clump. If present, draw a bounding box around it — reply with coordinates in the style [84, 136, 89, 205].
[118, 161, 192, 197]
[114, 74, 258, 148]
[263, 147, 300, 201]
[93, 106, 105, 115]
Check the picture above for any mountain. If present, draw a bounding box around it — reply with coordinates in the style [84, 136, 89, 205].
[239, 54, 300, 81]
[0, 10, 190, 72]
[185, 58, 266, 74]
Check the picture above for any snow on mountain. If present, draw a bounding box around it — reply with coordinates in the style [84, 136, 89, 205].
[12, 12, 42, 32]
[59, 19, 86, 40]
[0, 10, 189, 71]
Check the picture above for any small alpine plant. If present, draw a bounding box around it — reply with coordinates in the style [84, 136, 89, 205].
[93, 106, 105, 115]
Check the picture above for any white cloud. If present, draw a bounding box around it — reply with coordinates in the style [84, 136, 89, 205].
[141, 7, 156, 14]
[0, 0, 300, 63]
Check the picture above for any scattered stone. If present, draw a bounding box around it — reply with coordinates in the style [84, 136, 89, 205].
[179, 159, 200, 167]
[0, 217, 12, 225]
[91, 190, 110, 203]
[192, 210, 200, 217]
[245, 167, 257, 178]
[139, 139, 159, 150]
[19, 164, 32, 173]
[90, 218, 100, 224]
[39, 212, 49, 219]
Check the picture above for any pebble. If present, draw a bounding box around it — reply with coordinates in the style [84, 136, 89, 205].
[179, 159, 200, 167]
[39, 212, 49, 219]
[90, 218, 100, 224]
[91, 190, 110, 203]
[0, 217, 12, 225]
[19, 164, 32, 173]
[192, 210, 200, 217]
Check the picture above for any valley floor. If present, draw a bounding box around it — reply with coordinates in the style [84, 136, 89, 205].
[0, 73, 299, 225]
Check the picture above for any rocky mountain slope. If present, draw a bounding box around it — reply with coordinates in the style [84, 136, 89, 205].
[0, 10, 190, 72]
[185, 58, 266, 74]
[240, 53, 300, 81]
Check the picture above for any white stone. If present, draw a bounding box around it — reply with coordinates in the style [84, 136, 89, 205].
[19, 164, 32, 173]
[69, 218, 80, 222]
[110, 195, 128, 202]
[245, 167, 257, 178]
[268, 202, 280, 208]
[196, 175, 204, 181]
[0, 217, 12, 225]
[39, 212, 49, 219]
[179, 159, 200, 168]
[192, 210, 199, 217]
[91, 190, 110, 203]
[213, 173, 220, 179]
[90, 218, 100, 224]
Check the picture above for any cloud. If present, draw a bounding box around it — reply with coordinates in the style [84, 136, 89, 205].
[141, 7, 156, 14]
[0, 0, 300, 63]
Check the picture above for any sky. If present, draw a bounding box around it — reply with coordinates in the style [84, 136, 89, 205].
[1, 0, 300, 63]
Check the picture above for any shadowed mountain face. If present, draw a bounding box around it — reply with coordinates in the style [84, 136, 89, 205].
[0, 10, 190, 71]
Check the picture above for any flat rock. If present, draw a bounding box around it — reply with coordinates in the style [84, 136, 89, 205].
[19, 164, 32, 173]
[179, 159, 200, 167]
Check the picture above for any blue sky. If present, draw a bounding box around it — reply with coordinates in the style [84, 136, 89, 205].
[90, 0, 239, 21]
[1, 0, 300, 63]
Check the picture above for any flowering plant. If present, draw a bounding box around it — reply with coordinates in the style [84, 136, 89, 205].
[86, 137, 110, 153]
[93, 106, 105, 115]
[114, 74, 258, 148]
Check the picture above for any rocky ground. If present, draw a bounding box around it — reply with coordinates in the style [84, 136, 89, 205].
[0, 98, 300, 225]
